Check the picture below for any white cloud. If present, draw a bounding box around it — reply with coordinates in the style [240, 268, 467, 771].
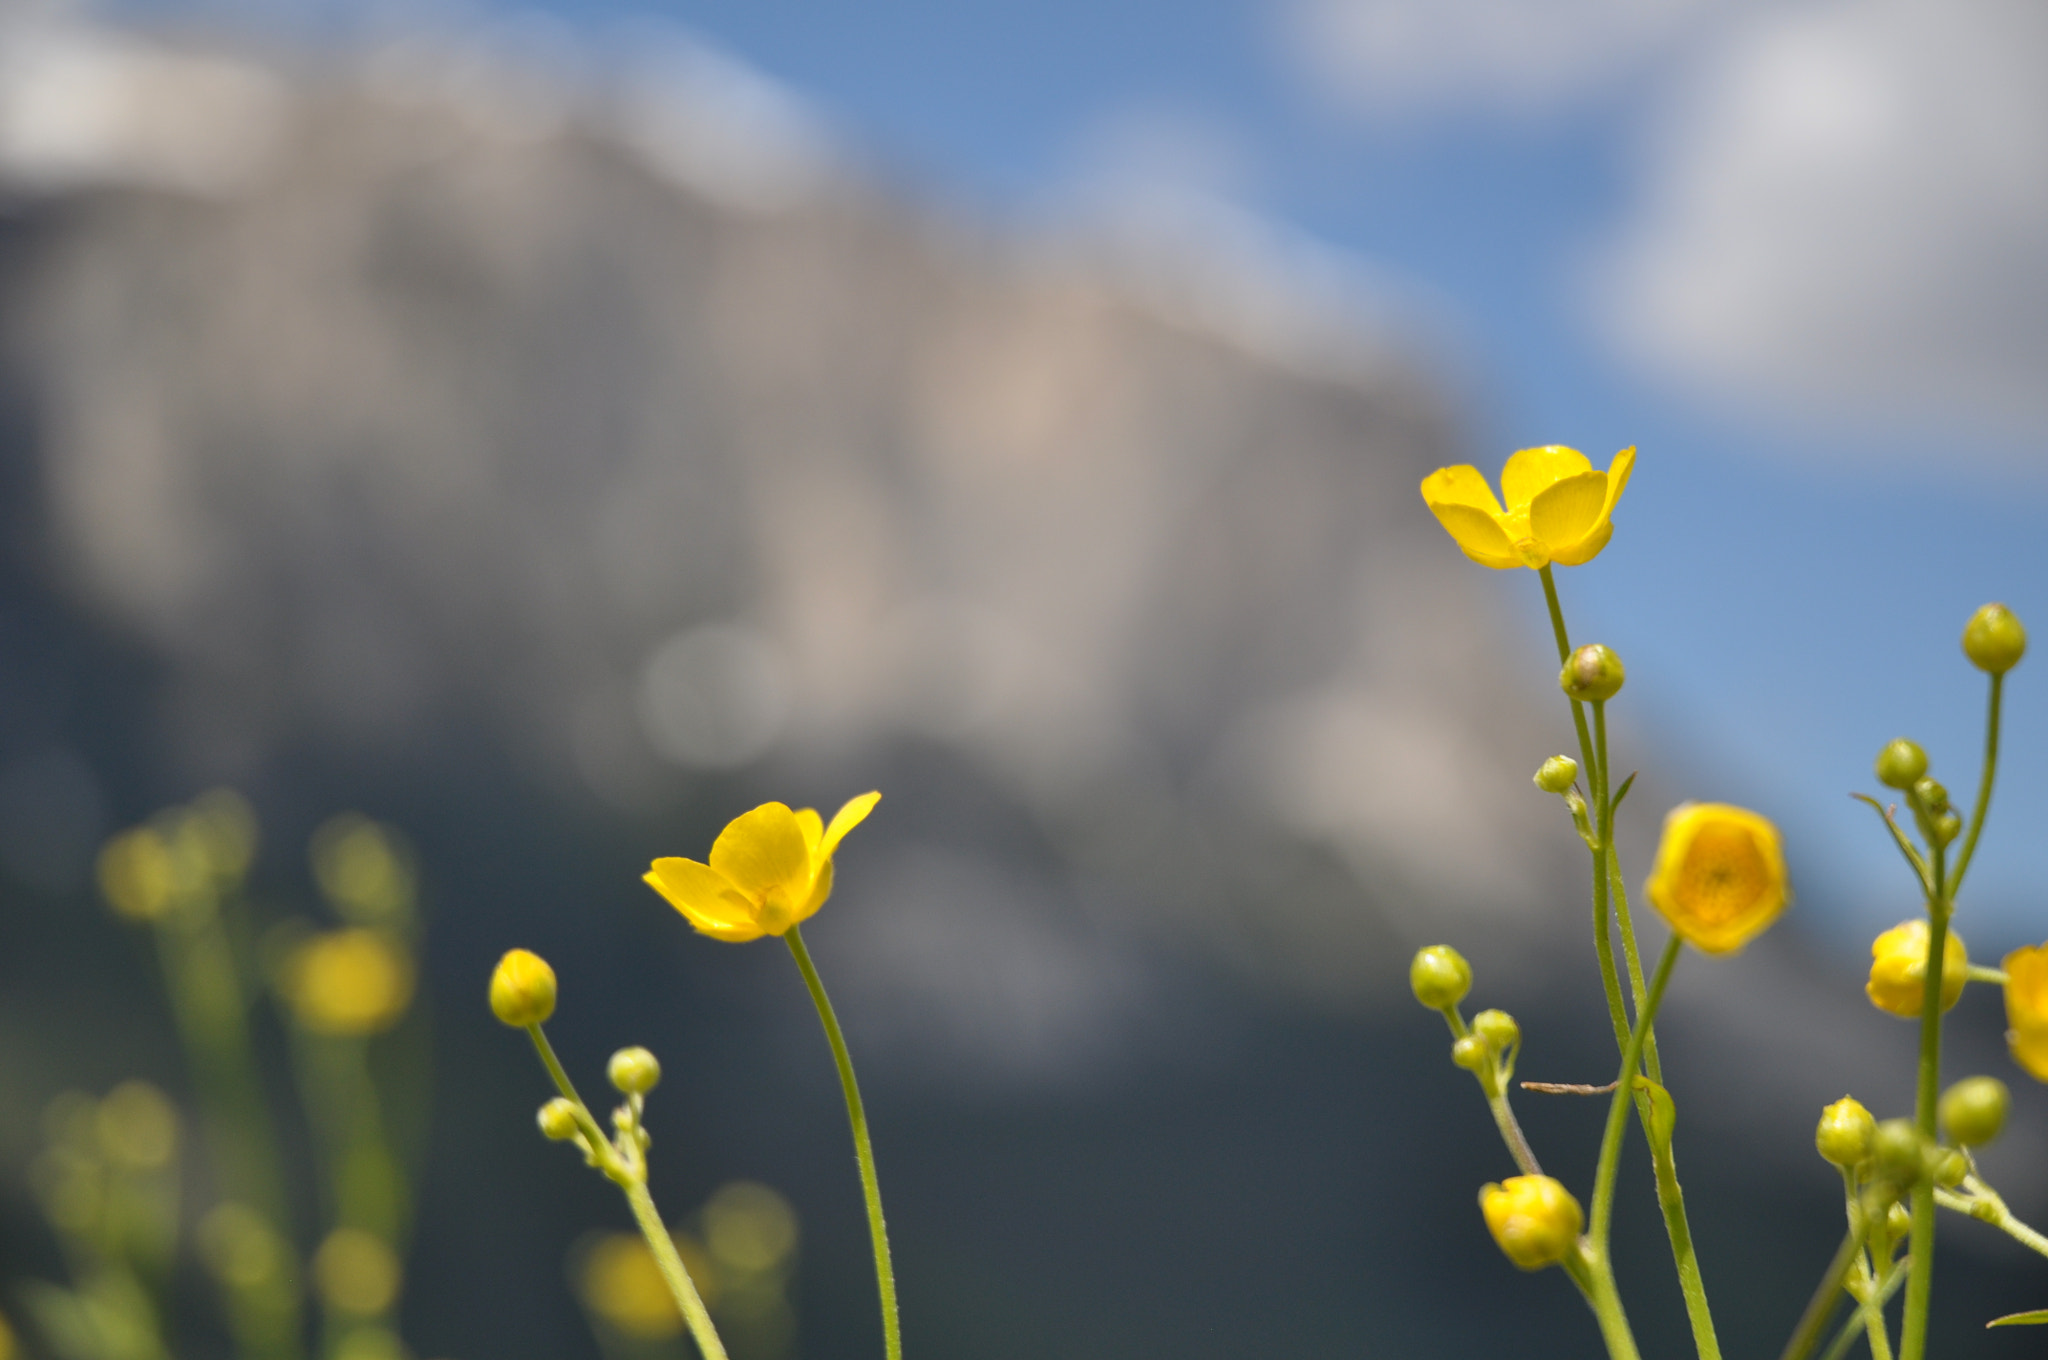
[1284, 0, 1720, 119]
[1596, 0, 2048, 441]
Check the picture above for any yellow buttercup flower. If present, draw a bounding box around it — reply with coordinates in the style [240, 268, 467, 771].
[1644, 803, 1788, 954]
[1866, 919, 1966, 1018]
[2004, 943, 2048, 1081]
[645, 793, 880, 943]
[1420, 444, 1636, 570]
[283, 930, 415, 1036]
[1479, 1175, 1582, 1270]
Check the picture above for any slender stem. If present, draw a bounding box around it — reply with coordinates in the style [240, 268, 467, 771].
[1487, 1092, 1543, 1178]
[787, 925, 901, 1360]
[1949, 672, 2003, 895]
[623, 1176, 731, 1360]
[1780, 1229, 1862, 1360]
[1966, 965, 2009, 985]
[1648, 1141, 1720, 1360]
[1850, 796, 1933, 897]
[1898, 838, 1947, 1360]
[1935, 1183, 2048, 1259]
[1821, 1263, 1906, 1360]
[1591, 936, 1682, 1248]
[1572, 1247, 1645, 1360]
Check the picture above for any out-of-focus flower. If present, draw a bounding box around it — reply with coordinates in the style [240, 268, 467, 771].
[282, 930, 415, 1036]
[1420, 445, 1635, 570]
[644, 793, 879, 943]
[97, 827, 180, 921]
[1866, 919, 1966, 1018]
[580, 1232, 713, 1336]
[1644, 803, 1788, 954]
[313, 1228, 401, 1316]
[1479, 1175, 1581, 1270]
[2004, 943, 2048, 1080]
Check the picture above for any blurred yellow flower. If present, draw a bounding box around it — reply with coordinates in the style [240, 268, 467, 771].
[1644, 803, 1788, 954]
[1866, 919, 1967, 1018]
[98, 827, 181, 921]
[1479, 1174, 1582, 1270]
[645, 793, 879, 943]
[1420, 445, 1636, 570]
[283, 930, 415, 1036]
[2004, 943, 2048, 1081]
[579, 1232, 715, 1337]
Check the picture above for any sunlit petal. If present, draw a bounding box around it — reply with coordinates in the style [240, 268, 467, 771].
[1420, 465, 1504, 516]
[644, 858, 762, 939]
[708, 803, 812, 904]
[819, 791, 881, 862]
[1500, 446, 1592, 510]
[1529, 471, 1609, 558]
[1427, 503, 1521, 569]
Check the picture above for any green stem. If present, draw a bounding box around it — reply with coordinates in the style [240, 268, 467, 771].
[1487, 1091, 1543, 1178]
[1591, 936, 1682, 1248]
[1949, 672, 2003, 895]
[623, 1176, 731, 1360]
[787, 925, 901, 1360]
[1821, 1261, 1907, 1360]
[1898, 841, 1947, 1360]
[1648, 1140, 1720, 1360]
[1936, 1183, 2048, 1259]
[1780, 1229, 1863, 1360]
[1569, 1247, 1645, 1360]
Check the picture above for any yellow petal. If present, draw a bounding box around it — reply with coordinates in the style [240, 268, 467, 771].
[1644, 803, 1789, 954]
[789, 857, 835, 930]
[1419, 465, 1504, 516]
[1500, 446, 1592, 511]
[709, 803, 813, 906]
[1546, 519, 1614, 568]
[1601, 445, 1637, 520]
[1426, 503, 1522, 569]
[819, 791, 881, 862]
[794, 808, 824, 857]
[644, 859, 766, 942]
[1529, 470, 1611, 562]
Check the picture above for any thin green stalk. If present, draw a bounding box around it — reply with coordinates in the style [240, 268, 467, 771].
[1898, 838, 1947, 1360]
[1486, 1091, 1542, 1178]
[1949, 672, 2003, 895]
[1780, 1229, 1862, 1360]
[1568, 1248, 1645, 1360]
[1591, 936, 1682, 1248]
[787, 925, 901, 1360]
[1936, 1183, 2048, 1259]
[623, 1178, 730, 1360]
[1820, 1263, 1906, 1360]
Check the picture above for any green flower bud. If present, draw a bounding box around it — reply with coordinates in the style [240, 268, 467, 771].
[1472, 1009, 1520, 1053]
[1913, 777, 1948, 813]
[1534, 756, 1579, 794]
[1938, 1075, 2009, 1148]
[1886, 1201, 1912, 1239]
[1815, 1096, 1875, 1168]
[1871, 1118, 1930, 1189]
[1560, 644, 1625, 703]
[607, 1046, 661, 1096]
[1962, 603, 2026, 675]
[1932, 812, 1962, 846]
[1451, 1035, 1490, 1072]
[537, 1098, 581, 1142]
[1410, 946, 1473, 1010]
[1874, 739, 1928, 791]
[1932, 1149, 1969, 1189]
[489, 949, 557, 1027]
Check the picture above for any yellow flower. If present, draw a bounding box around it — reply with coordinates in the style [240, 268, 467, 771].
[1644, 802, 1789, 954]
[1866, 919, 1966, 1018]
[283, 930, 415, 1036]
[645, 793, 880, 943]
[1479, 1175, 1582, 1270]
[1420, 445, 1636, 570]
[2004, 943, 2048, 1081]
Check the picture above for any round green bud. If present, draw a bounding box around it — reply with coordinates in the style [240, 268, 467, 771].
[1451, 1034, 1490, 1072]
[1874, 738, 1928, 790]
[1560, 644, 1625, 703]
[1533, 756, 1579, 795]
[1932, 812, 1962, 846]
[1410, 946, 1473, 1010]
[489, 949, 557, 1028]
[1871, 1118, 1929, 1189]
[1814, 1096, 1876, 1169]
[1932, 1149, 1969, 1189]
[1912, 777, 1949, 813]
[1472, 1009, 1520, 1053]
[537, 1098, 580, 1142]
[1938, 1075, 2009, 1148]
[1886, 1201, 1912, 1239]
[607, 1046, 661, 1096]
[1962, 603, 2026, 675]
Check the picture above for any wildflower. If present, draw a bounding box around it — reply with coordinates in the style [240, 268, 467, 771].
[1409, 945, 1472, 1009]
[1420, 445, 1636, 570]
[2004, 943, 2048, 1081]
[644, 793, 880, 943]
[1866, 920, 1966, 1018]
[1962, 602, 2026, 675]
[1814, 1096, 1874, 1168]
[1479, 1175, 1582, 1270]
[1644, 803, 1788, 954]
[489, 948, 558, 1027]
[283, 930, 415, 1036]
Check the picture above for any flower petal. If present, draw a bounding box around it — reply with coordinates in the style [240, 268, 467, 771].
[644, 858, 766, 942]
[709, 803, 812, 906]
[793, 858, 834, 928]
[820, 791, 881, 862]
[1529, 470, 1610, 560]
[1420, 465, 1504, 516]
[794, 808, 824, 857]
[1500, 446, 1592, 511]
[1426, 503, 1522, 569]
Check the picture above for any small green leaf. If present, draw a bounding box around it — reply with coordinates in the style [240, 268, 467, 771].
[1632, 1075, 1676, 1151]
[1987, 1309, 2048, 1328]
[1612, 771, 1638, 814]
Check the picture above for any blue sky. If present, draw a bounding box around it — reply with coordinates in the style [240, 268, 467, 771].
[127, 0, 2048, 946]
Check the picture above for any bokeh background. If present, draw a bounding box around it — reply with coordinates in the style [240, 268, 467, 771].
[1, 0, 2045, 1356]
